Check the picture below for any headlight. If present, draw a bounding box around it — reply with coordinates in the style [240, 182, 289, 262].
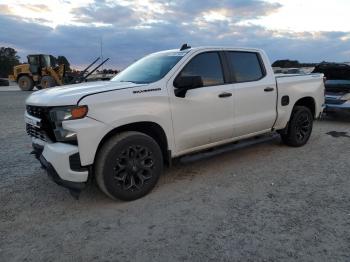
[49, 105, 88, 142]
[341, 93, 350, 101]
[50, 105, 88, 122]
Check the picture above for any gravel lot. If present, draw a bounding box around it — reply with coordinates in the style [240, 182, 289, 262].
[1, 90, 350, 261]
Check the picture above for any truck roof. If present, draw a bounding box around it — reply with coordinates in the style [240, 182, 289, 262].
[155, 46, 264, 55]
[188, 46, 263, 52]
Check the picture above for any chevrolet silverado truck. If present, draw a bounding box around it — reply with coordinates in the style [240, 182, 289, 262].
[25, 46, 325, 201]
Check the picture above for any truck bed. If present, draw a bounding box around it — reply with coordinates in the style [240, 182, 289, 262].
[273, 73, 325, 130]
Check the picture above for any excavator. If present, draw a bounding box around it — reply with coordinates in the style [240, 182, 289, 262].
[9, 54, 109, 91]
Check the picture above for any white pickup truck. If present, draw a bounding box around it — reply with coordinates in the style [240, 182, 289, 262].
[25, 46, 325, 201]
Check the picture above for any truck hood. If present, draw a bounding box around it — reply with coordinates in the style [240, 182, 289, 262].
[26, 81, 144, 106]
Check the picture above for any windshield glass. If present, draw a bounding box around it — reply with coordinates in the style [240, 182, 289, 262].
[28, 56, 39, 65]
[43, 55, 51, 67]
[111, 51, 188, 84]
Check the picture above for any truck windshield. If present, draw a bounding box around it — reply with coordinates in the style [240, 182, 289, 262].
[111, 52, 187, 84]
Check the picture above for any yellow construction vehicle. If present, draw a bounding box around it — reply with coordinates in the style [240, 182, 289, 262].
[8, 54, 65, 91]
[9, 55, 110, 91]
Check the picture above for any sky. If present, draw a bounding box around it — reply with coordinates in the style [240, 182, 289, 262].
[0, 0, 349, 69]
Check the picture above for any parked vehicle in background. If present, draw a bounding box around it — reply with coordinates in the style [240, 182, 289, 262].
[285, 68, 304, 74]
[313, 62, 350, 111]
[273, 67, 306, 74]
[8, 54, 66, 91]
[0, 78, 9, 86]
[24, 45, 325, 201]
[313, 62, 350, 80]
[8, 55, 109, 91]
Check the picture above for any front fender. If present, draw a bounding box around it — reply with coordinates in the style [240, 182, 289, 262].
[73, 86, 174, 165]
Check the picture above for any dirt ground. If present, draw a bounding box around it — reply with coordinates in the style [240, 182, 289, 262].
[0, 91, 349, 261]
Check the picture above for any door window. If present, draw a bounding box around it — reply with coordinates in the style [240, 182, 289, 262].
[178, 52, 224, 87]
[227, 52, 265, 82]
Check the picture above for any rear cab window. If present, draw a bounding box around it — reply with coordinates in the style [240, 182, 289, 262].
[226, 52, 265, 83]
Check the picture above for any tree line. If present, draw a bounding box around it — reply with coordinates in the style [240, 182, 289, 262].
[0, 47, 20, 78]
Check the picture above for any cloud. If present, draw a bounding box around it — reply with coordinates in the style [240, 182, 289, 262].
[0, 0, 349, 69]
[70, 0, 282, 28]
[164, 0, 282, 20]
[71, 2, 140, 26]
[21, 4, 51, 13]
[0, 4, 51, 16]
[0, 4, 13, 15]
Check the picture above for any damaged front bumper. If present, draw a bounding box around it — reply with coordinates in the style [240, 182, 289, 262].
[32, 140, 89, 198]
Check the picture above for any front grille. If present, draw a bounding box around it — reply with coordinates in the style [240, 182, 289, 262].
[26, 105, 56, 141]
[26, 123, 47, 141]
[26, 105, 48, 119]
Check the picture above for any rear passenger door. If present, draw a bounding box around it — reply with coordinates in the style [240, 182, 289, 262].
[225, 51, 277, 137]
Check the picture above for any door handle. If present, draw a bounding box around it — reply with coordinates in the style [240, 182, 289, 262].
[264, 87, 275, 92]
[218, 92, 232, 98]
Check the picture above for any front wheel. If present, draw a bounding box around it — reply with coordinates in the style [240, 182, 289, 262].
[280, 106, 313, 147]
[95, 131, 163, 201]
[40, 75, 56, 88]
[18, 75, 34, 91]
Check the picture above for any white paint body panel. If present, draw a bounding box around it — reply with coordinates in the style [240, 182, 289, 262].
[25, 46, 325, 183]
[274, 74, 325, 129]
[231, 51, 277, 137]
[42, 142, 88, 182]
[26, 81, 145, 106]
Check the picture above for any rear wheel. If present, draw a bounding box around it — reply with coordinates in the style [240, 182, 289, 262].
[95, 131, 163, 201]
[40, 76, 56, 88]
[280, 106, 313, 147]
[18, 75, 34, 91]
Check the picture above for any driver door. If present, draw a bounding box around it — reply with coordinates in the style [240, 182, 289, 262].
[168, 51, 235, 154]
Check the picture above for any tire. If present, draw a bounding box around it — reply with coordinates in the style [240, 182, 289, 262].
[95, 131, 163, 201]
[40, 76, 56, 89]
[280, 106, 313, 147]
[18, 75, 34, 91]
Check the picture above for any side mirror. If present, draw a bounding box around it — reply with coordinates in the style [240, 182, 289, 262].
[174, 76, 203, 98]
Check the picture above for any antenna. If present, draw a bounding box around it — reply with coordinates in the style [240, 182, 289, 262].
[100, 36, 103, 70]
[180, 43, 191, 51]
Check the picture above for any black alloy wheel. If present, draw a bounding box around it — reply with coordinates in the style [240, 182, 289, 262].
[95, 131, 163, 201]
[294, 111, 312, 142]
[280, 106, 313, 147]
[114, 145, 155, 191]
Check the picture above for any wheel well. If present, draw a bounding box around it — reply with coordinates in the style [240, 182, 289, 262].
[97, 122, 170, 166]
[294, 97, 316, 118]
